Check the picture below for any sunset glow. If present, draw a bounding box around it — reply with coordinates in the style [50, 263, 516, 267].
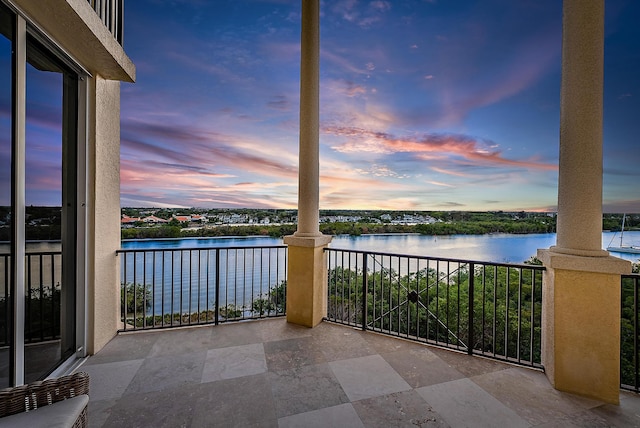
[119, 1, 640, 212]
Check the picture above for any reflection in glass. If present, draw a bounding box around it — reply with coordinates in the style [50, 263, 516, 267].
[24, 36, 76, 383]
[0, 4, 13, 388]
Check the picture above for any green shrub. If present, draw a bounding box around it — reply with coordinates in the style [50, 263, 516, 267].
[120, 282, 151, 317]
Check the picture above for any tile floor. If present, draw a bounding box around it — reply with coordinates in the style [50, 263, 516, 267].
[80, 318, 640, 427]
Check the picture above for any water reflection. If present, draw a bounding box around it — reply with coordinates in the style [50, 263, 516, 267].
[2, 232, 639, 265]
[330, 232, 640, 264]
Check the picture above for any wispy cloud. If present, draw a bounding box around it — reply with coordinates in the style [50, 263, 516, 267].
[114, 0, 637, 211]
[331, 0, 384, 27]
[325, 126, 557, 171]
[370, 1, 391, 12]
[119, 114, 302, 207]
[267, 95, 291, 111]
[427, 180, 455, 188]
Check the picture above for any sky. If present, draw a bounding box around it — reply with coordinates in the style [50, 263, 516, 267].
[119, 0, 640, 212]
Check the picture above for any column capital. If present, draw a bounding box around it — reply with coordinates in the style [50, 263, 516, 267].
[547, 245, 609, 258]
[538, 248, 631, 275]
[284, 234, 332, 248]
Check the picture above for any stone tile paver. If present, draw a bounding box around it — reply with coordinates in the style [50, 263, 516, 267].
[267, 362, 349, 418]
[352, 389, 451, 427]
[201, 343, 266, 382]
[80, 359, 144, 401]
[381, 346, 465, 388]
[81, 319, 640, 428]
[417, 378, 530, 428]
[278, 403, 364, 428]
[123, 351, 206, 395]
[329, 354, 412, 402]
[471, 366, 601, 425]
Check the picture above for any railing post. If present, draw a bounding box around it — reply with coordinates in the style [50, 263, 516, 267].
[120, 252, 126, 331]
[142, 252, 147, 329]
[215, 249, 220, 326]
[362, 252, 368, 331]
[132, 251, 137, 330]
[118, 0, 124, 45]
[635, 278, 639, 391]
[467, 262, 474, 355]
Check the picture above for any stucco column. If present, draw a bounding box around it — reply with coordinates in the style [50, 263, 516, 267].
[284, 0, 331, 327]
[86, 76, 122, 354]
[538, 0, 631, 404]
[552, 0, 607, 257]
[295, 0, 321, 238]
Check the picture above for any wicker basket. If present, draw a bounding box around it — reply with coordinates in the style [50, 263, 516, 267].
[0, 371, 90, 427]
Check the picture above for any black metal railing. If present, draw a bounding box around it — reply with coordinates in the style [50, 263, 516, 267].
[325, 248, 545, 368]
[87, 0, 124, 44]
[117, 246, 287, 331]
[0, 252, 61, 345]
[621, 273, 640, 393]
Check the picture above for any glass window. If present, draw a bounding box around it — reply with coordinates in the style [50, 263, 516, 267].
[24, 34, 77, 383]
[0, 2, 13, 388]
[0, 0, 84, 387]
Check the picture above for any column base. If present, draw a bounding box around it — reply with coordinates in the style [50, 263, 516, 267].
[284, 234, 332, 327]
[538, 249, 631, 404]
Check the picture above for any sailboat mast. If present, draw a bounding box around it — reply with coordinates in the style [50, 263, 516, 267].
[620, 213, 626, 246]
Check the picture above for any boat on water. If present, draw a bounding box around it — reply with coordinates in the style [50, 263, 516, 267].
[607, 214, 640, 254]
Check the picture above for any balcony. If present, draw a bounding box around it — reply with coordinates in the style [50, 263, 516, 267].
[66, 244, 640, 424]
[2, 0, 636, 421]
[87, 0, 124, 45]
[81, 317, 640, 427]
[3, 243, 639, 424]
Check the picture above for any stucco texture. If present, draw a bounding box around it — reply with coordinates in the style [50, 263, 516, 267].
[86, 76, 121, 354]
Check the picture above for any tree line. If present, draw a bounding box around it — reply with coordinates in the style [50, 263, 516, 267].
[122, 217, 557, 239]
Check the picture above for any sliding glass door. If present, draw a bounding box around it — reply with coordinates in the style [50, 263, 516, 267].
[23, 34, 78, 383]
[0, 1, 84, 386]
[0, 2, 13, 388]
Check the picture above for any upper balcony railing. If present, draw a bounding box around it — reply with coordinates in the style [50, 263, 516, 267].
[87, 0, 124, 45]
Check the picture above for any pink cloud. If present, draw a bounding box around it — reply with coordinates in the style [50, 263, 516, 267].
[325, 126, 557, 171]
[427, 180, 455, 188]
[121, 119, 298, 180]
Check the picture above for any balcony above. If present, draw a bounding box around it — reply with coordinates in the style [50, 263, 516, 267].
[80, 318, 640, 427]
[15, 0, 135, 82]
[86, 0, 123, 44]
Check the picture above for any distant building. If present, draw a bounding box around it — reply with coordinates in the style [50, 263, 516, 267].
[142, 215, 168, 224]
[121, 215, 141, 225]
[190, 214, 208, 223]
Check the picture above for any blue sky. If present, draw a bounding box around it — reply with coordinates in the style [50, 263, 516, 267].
[119, 0, 640, 212]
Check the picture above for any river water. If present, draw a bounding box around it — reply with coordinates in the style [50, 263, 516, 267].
[4, 232, 636, 316]
[121, 231, 640, 264]
[120, 232, 640, 315]
[0, 231, 637, 263]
